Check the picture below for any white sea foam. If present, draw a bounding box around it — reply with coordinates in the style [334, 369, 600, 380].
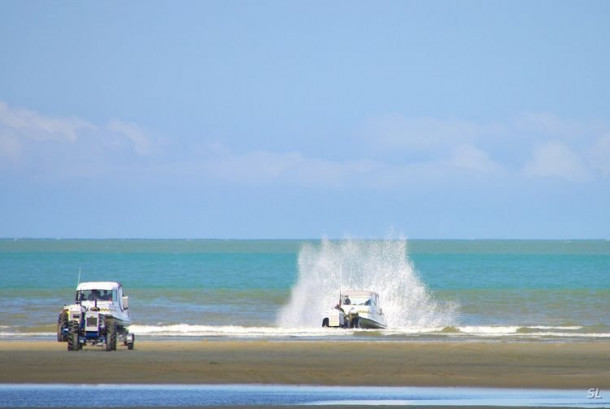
[457, 325, 522, 335]
[276, 238, 457, 328]
[124, 324, 610, 339]
[0, 331, 55, 338]
[437, 325, 610, 338]
[1, 323, 609, 340]
[526, 325, 583, 330]
[128, 324, 347, 338]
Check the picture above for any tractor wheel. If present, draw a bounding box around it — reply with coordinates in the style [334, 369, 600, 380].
[105, 318, 117, 351]
[67, 321, 80, 351]
[57, 311, 68, 342]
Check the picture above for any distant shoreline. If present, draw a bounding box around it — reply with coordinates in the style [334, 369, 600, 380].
[1, 340, 608, 389]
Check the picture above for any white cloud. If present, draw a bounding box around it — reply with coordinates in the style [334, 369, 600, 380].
[516, 113, 607, 145]
[193, 149, 378, 188]
[107, 119, 156, 156]
[449, 144, 502, 173]
[195, 119, 606, 186]
[363, 114, 494, 155]
[0, 101, 94, 143]
[524, 141, 591, 182]
[362, 112, 610, 183]
[2, 100, 608, 188]
[0, 101, 162, 178]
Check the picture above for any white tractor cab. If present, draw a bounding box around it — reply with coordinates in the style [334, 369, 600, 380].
[57, 281, 134, 351]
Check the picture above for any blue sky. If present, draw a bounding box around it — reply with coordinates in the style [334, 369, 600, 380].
[1, 1, 609, 239]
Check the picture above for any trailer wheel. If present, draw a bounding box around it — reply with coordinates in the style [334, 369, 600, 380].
[105, 318, 117, 351]
[67, 321, 80, 351]
[322, 318, 329, 327]
[127, 333, 135, 350]
[57, 311, 68, 342]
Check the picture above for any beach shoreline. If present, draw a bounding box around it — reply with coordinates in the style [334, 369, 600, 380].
[1, 340, 608, 390]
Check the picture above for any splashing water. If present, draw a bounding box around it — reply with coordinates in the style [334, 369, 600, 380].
[277, 238, 456, 328]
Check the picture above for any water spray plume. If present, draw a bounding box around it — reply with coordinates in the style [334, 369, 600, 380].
[277, 238, 456, 328]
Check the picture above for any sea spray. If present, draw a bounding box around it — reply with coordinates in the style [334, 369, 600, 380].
[277, 238, 456, 328]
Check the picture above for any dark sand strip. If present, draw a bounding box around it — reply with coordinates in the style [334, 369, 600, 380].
[1, 340, 608, 389]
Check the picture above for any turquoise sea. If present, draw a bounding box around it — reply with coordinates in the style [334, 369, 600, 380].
[1, 238, 609, 341]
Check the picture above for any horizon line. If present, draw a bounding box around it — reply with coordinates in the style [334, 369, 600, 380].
[2, 237, 609, 241]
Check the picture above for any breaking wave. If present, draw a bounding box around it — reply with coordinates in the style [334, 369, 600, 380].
[3, 323, 609, 341]
[277, 238, 457, 328]
[121, 324, 610, 339]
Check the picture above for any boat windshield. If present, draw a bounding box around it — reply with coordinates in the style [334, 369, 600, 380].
[76, 289, 115, 302]
[343, 295, 373, 306]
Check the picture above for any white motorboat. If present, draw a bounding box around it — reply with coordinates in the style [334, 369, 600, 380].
[72, 281, 133, 327]
[322, 290, 387, 329]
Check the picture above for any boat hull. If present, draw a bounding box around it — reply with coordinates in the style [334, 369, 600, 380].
[356, 316, 387, 329]
[322, 290, 387, 329]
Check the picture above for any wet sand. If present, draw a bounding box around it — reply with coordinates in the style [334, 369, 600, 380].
[0, 340, 608, 389]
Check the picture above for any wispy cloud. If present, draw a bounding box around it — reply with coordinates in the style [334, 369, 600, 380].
[449, 144, 504, 174]
[163, 148, 379, 188]
[0, 101, 159, 176]
[2, 101, 608, 187]
[107, 119, 157, 156]
[362, 115, 498, 157]
[0, 101, 94, 167]
[0, 101, 94, 143]
[516, 114, 609, 181]
[524, 141, 591, 182]
[362, 112, 610, 182]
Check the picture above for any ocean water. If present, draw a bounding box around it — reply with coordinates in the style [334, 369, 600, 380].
[1, 238, 609, 341]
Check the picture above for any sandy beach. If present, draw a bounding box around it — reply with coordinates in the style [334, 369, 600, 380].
[1, 340, 608, 389]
